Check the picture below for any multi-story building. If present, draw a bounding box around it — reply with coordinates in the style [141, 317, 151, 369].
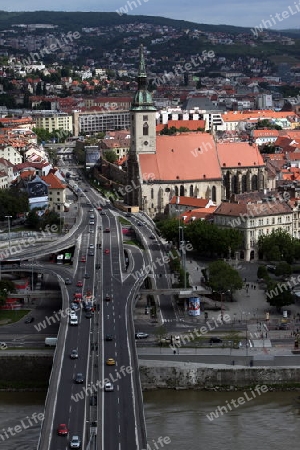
[73, 110, 130, 136]
[41, 173, 67, 211]
[33, 111, 73, 134]
[213, 199, 293, 261]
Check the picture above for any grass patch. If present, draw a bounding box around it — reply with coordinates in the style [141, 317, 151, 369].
[124, 239, 144, 249]
[118, 216, 130, 225]
[0, 310, 30, 325]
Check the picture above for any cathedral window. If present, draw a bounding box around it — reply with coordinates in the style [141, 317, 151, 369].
[143, 122, 149, 136]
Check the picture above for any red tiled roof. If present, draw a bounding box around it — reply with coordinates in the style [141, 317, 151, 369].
[170, 196, 209, 207]
[139, 133, 222, 182]
[217, 142, 264, 168]
[40, 173, 66, 189]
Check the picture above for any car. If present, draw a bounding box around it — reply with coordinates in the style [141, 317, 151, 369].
[65, 278, 72, 285]
[105, 227, 110, 232]
[135, 332, 149, 339]
[76, 281, 83, 287]
[74, 372, 84, 383]
[97, 206, 102, 211]
[69, 435, 81, 448]
[137, 222, 143, 226]
[89, 228, 94, 233]
[85, 311, 93, 319]
[71, 302, 80, 311]
[125, 213, 131, 217]
[106, 358, 115, 366]
[89, 244, 94, 249]
[84, 189, 89, 192]
[209, 338, 222, 344]
[24, 317, 34, 324]
[104, 294, 110, 301]
[149, 235, 155, 239]
[88, 250, 94, 256]
[266, 264, 276, 273]
[89, 209, 93, 212]
[104, 249, 110, 254]
[100, 211, 106, 215]
[80, 256, 86, 263]
[89, 221, 95, 225]
[57, 423, 69, 436]
[70, 349, 79, 359]
[105, 334, 113, 341]
[90, 214, 95, 219]
[104, 381, 114, 391]
[73, 292, 82, 302]
[84, 273, 90, 278]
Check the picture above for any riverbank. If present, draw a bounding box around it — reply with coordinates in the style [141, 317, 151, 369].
[139, 360, 300, 391]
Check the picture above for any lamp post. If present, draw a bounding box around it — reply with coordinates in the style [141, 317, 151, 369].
[5, 215, 12, 255]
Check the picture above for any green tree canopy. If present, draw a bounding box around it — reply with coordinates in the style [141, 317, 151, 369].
[0, 188, 29, 220]
[266, 280, 294, 311]
[208, 260, 243, 296]
[103, 150, 118, 164]
[258, 229, 297, 263]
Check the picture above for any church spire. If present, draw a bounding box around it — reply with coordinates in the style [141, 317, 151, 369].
[131, 44, 156, 111]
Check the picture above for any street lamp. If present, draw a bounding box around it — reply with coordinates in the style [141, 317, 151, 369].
[5, 215, 12, 255]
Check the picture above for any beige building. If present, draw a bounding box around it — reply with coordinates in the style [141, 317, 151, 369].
[41, 173, 67, 211]
[213, 200, 293, 261]
[34, 112, 73, 134]
[0, 145, 22, 165]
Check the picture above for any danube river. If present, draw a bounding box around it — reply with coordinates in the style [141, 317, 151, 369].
[1, 390, 300, 449]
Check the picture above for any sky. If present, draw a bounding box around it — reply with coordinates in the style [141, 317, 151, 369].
[1, 0, 300, 29]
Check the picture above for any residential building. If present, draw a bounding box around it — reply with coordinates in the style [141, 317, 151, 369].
[33, 111, 73, 134]
[73, 110, 130, 136]
[41, 173, 67, 211]
[213, 200, 293, 261]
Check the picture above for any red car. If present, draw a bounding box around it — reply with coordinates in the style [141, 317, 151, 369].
[76, 280, 83, 287]
[97, 206, 102, 211]
[80, 256, 86, 263]
[104, 249, 110, 254]
[57, 423, 69, 436]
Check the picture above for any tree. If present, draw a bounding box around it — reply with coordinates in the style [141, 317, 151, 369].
[208, 260, 243, 298]
[257, 265, 268, 280]
[266, 280, 294, 311]
[258, 229, 296, 263]
[103, 150, 118, 164]
[156, 218, 180, 243]
[0, 280, 16, 306]
[275, 261, 292, 277]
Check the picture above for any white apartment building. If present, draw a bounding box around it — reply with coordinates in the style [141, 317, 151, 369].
[73, 110, 130, 136]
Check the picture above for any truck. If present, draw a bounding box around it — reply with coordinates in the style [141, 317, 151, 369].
[45, 337, 58, 347]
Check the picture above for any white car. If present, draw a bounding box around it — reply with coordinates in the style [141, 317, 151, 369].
[69, 435, 81, 448]
[104, 381, 114, 392]
[135, 332, 149, 339]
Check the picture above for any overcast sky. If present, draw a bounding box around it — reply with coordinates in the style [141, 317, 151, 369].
[2, 0, 300, 29]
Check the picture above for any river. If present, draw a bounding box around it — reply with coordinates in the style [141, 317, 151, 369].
[1, 390, 300, 449]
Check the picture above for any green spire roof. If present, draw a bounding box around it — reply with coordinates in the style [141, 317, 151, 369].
[131, 44, 156, 111]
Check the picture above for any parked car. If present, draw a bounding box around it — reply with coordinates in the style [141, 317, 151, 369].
[209, 338, 222, 344]
[135, 332, 149, 339]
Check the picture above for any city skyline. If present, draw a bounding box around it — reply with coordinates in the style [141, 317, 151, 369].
[2, 0, 300, 30]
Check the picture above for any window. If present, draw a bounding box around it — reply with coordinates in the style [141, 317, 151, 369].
[151, 188, 154, 200]
[278, 217, 282, 224]
[143, 122, 149, 136]
[143, 115, 148, 121]
[272, 217, 275, 224]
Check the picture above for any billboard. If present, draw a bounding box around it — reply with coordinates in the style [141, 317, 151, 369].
[188, 297, 200, 316]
